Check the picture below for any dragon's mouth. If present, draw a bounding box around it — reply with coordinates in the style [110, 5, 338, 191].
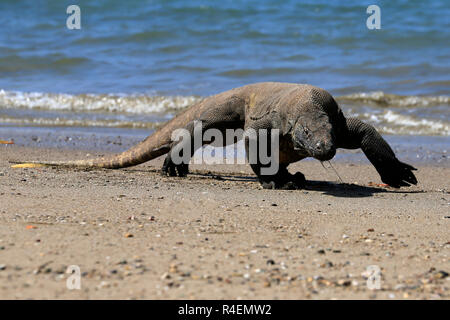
[311, 139, 336, 161]
[292, 141, 309, 155]
[293, 140, 336, 161]
[312, 147, 336, 161]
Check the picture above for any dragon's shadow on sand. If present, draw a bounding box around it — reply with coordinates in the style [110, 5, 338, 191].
[184, 171, 424, 198]
[118, 167, 422, 198]
[303, 180, 423, 198]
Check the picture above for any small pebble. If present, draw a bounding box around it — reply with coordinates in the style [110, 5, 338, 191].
[337, 279, 351, 287]
[161, 272, 171, 280]
[433, 270, 449, 279]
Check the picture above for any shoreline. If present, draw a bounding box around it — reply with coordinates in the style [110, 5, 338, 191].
[1, 0, 449, 300]
[0, 144, 449, 299]
[1, 125, 449, 167]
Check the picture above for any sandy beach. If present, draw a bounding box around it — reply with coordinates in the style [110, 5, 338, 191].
[0, 143, 448, 300]
[1, 0, 449, 303]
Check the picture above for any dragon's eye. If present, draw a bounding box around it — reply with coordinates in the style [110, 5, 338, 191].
[303, 127, 309, 135]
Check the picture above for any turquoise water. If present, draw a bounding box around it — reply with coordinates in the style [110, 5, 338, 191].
[0, 0, 449, 136]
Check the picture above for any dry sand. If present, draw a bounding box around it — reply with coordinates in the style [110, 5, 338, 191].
[0, 145, 449, 299]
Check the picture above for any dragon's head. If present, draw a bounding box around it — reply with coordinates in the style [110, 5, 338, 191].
[291, 111, 336, 161]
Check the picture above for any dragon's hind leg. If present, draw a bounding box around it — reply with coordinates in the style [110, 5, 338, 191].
[161, 99, 246, 177]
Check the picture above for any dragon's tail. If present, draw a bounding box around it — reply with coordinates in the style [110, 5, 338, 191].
[8, 104, 203, 169]
[10, 134, 172, 169]
[9, 93, 219, 170]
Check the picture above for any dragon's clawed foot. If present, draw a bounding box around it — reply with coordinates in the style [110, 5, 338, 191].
[161, 155, 189, 177]
[378, 159, 417, 188]
[260, 171, 306, 190]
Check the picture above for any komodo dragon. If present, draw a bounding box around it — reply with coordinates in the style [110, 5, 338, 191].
[13, 82, 417, 189]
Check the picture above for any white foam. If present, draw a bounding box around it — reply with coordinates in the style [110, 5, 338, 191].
[338, 91, 450, 107]
[360, 110, 450, 136]
[0, 116, 161, 129]
[0, 89, 202, 114]
[1, 89, 449, 136]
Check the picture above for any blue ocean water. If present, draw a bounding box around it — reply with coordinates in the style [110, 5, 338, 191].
[0, 0, 449, 136]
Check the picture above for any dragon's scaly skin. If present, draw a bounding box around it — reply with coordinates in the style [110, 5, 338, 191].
[13, 82, 417, 189]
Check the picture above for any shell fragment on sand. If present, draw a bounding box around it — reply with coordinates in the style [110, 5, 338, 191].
[11, 163, 46, 168]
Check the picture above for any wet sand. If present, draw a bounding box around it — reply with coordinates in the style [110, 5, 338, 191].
[0, 144, 449, 299]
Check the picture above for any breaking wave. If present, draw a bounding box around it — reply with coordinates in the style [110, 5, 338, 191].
[356, 110, 449, 136]
[0, 115, 161, 129]
[0, 90, 201, 114]
[1, 89, 449, 136]
[337, 91, 450, 108]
